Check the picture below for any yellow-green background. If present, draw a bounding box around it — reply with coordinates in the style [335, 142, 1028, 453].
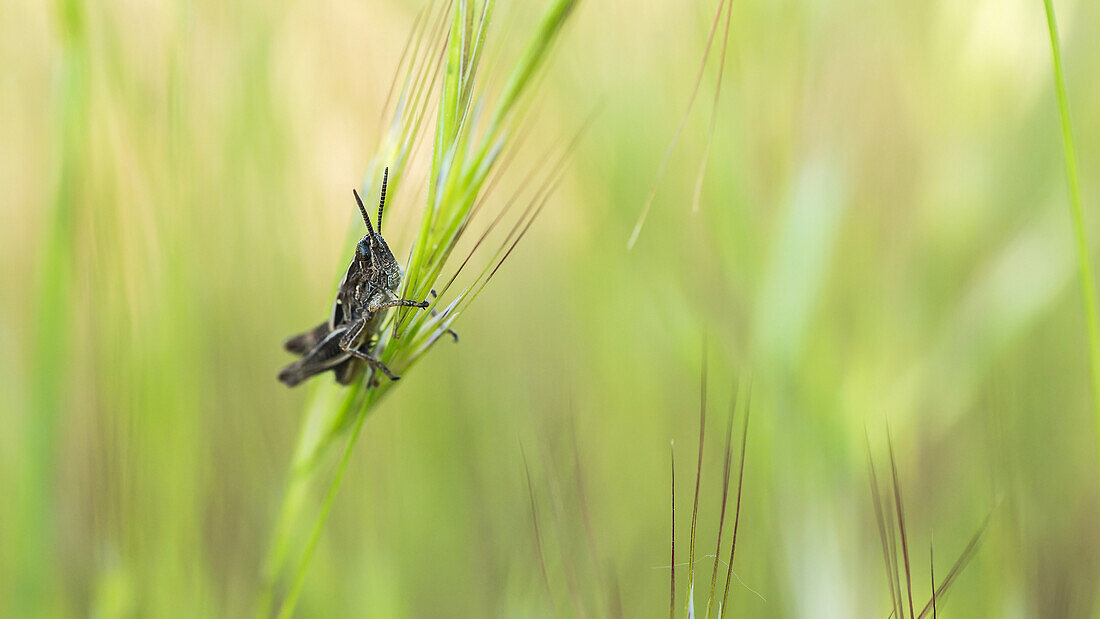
[3, 0, 1099, 616]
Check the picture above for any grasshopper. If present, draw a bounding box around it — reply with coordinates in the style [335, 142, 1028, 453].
[278, 167, 430, 386]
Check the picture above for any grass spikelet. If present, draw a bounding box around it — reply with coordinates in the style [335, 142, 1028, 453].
[257, 1, 580, 615]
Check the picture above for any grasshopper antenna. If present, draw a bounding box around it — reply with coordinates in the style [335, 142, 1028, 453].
[377, 166, 389, 233]
[353, 189, 376, 236]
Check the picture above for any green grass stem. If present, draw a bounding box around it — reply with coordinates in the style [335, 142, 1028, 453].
[1042, 0, 1100, 467]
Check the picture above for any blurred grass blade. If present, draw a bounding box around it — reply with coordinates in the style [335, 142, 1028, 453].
[19, 2, 88, 614]
[523, 446, 554, 608]
[1041, 0, 1100, 467]
[929, 534, 935, 619]
[719, 383, 751, 614]
[686, 348, 707, 617]
[484, 0, 575, 139]
[569, 419, 611, 616]
[670, 440, 677, 619]
[627, 0, 729, 250]
[887, 427, 915, 619]
[378, 4, 428, 131]
[886, 498, 904, 617]
[704, 380, 738, 619]
[867, 435, 902, 619]
[915, 510, 992, 618]
[274, 388, 379, 619]
[692, 0, 733, 213]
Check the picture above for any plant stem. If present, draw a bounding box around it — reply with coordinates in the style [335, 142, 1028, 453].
[275, 390, 377, 619]
[1042, 0, 1100, 465]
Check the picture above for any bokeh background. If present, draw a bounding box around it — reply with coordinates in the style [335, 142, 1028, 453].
[3, 0, 1100, 616]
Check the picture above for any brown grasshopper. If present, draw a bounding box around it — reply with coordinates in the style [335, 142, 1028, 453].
[278, 167, 430, 386]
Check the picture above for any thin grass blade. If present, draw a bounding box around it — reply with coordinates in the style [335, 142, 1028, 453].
[627, 0, 728, 249]
[887, 426, 915, 619]
[692, 0, 733, 213]
[670, 440, 677, 619]
[1041, 0, 1100, 468]
[930, 533, 935, 619]
[915, 510, 993, 618]
[719, 383, 751, 613]
[704, 380, 738, 619]
[686, 347, 708, 617]
[866, 434, 901, 619]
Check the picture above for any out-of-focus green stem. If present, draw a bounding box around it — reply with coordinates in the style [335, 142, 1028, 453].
[275, 387, 380, 619]
[257, 381, 388, 618]
[1042, 0, 1100, 465]
[16, 1, 87, 615]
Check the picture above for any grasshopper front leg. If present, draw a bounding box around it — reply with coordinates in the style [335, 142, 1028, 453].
[372, 290, 459, 343]
[367, 298, 430, 312]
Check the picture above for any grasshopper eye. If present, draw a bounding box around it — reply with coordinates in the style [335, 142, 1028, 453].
[357, 239, 371, 255]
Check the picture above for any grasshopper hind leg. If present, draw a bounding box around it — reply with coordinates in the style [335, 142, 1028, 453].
[278, 328, 349, 387]
[338, 318, 401, 381]
[333, 358, 363, 385]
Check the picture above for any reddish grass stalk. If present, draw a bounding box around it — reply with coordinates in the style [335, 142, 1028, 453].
[692, 0, 734, 213]
[627, 0, 730, 249]
[719, 385, 751, 613]
[866, 434, 902, 619]
[570, 418, 611, 617]
[686, 349, 708, 617]
[705, 381, 739, 619]
[670, 441, 677, 619]
[887, 428, 915, 619]
[522, 446, 554, 608]
[915, 511, 992, 619]
[930, 534, 936, 619]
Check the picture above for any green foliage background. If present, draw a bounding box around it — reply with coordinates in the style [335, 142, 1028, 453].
[2, 0, 1099, 616]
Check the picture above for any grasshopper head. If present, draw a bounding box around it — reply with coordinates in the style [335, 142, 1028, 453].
[353, 167, 403, 292]
[356, 233, 402, 291]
